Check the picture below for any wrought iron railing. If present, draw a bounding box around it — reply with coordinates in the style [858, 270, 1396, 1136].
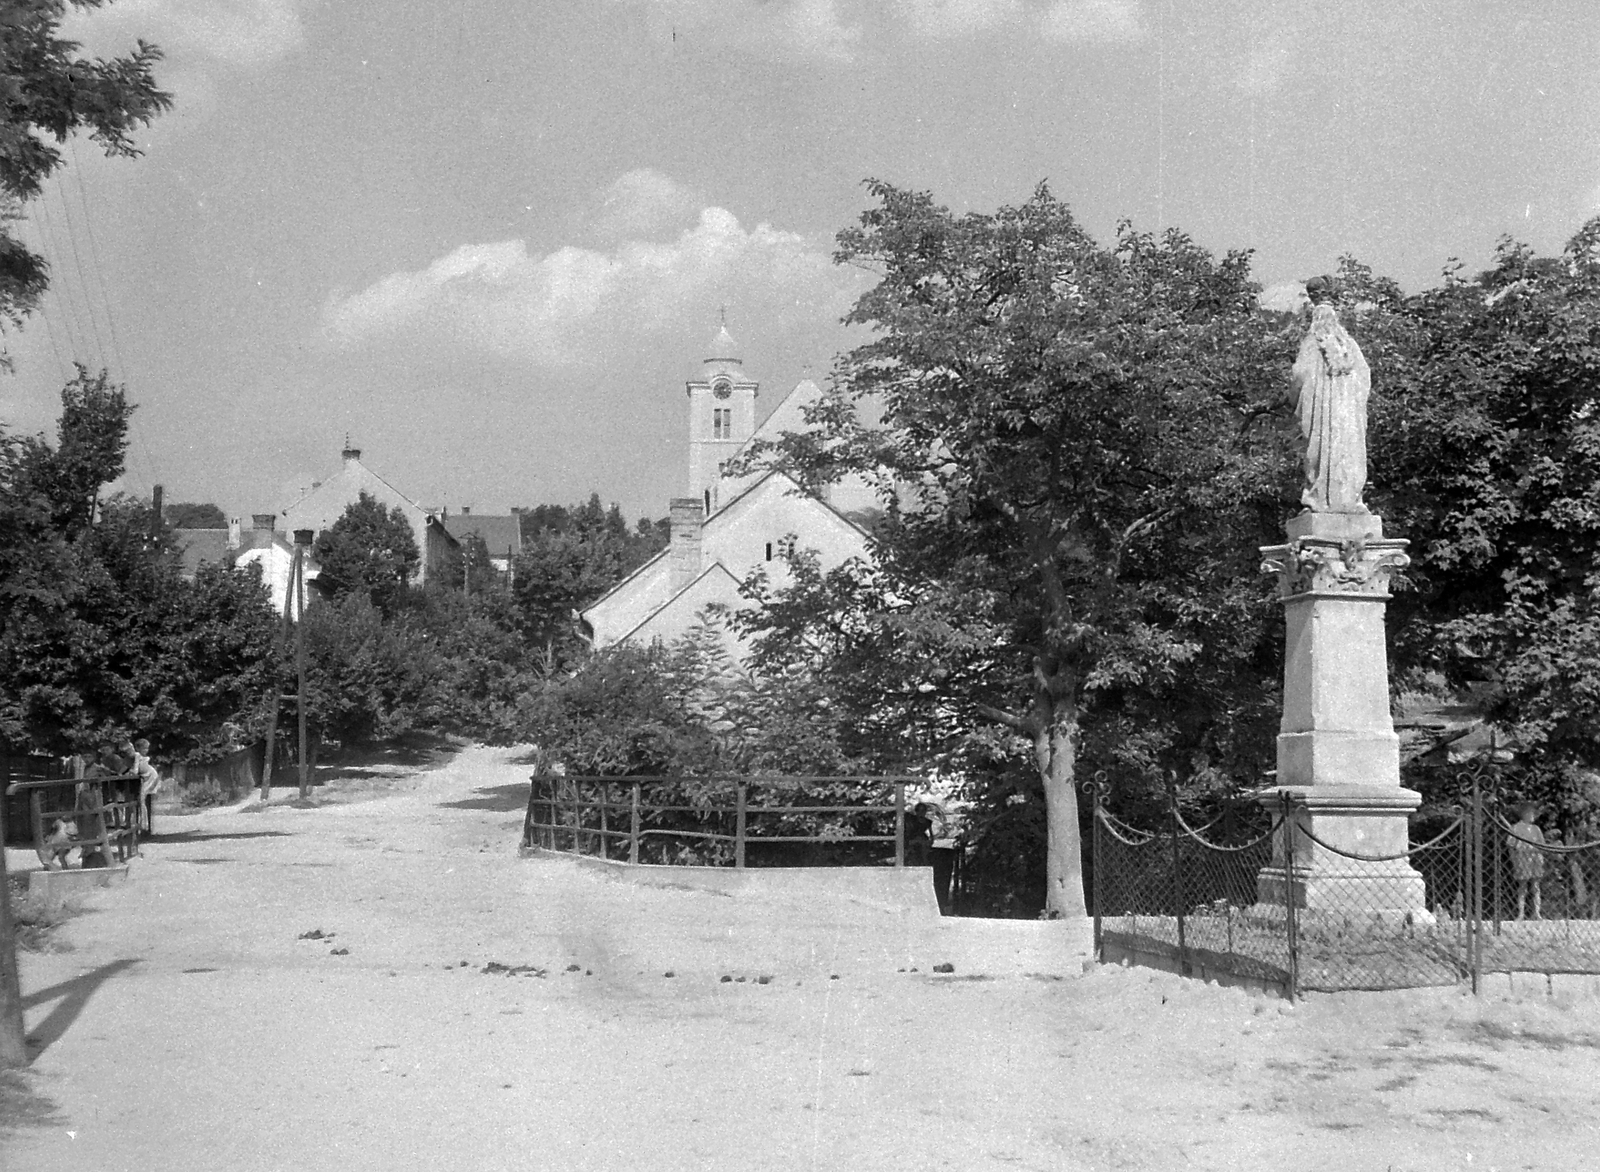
[1089, 769, 1600, 1000]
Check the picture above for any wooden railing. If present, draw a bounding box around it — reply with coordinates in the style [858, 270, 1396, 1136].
[522, 775, 922, 869]
[7, 772, 142, 868]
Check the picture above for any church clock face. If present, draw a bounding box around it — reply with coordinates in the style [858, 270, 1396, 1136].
[712, 379, 732, 400]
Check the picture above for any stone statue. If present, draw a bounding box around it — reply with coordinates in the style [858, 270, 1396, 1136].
[1288, 290, 1371, 515]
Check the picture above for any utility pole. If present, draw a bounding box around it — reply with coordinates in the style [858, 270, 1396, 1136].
[292, 531, 311, 800]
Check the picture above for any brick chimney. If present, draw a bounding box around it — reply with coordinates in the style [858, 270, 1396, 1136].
[669, 498, 705, 594]
[251, 513, 276, 532]
[227, 517, 242, 550]
[460, 505, 471, 516]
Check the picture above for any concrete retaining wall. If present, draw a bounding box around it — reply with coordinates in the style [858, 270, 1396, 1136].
[527, 848, 942, 918]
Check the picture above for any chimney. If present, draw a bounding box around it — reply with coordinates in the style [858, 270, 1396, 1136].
[227, 518, 242, 550]
[342, 445, 361, 464]
[293, 528, 314, 547]
[669, 498, 705, 594]
[461, 505, 471, 516]
[252, 513, 276, 532]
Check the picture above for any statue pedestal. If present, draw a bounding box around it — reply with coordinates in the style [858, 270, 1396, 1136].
[1255, 512, 1427, 917]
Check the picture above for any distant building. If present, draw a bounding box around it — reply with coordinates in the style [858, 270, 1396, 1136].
[582, 323, 874, 653]
[441, 508, 524, 574]
[279, 445, 456, 584]
[171, 514, 319, 616]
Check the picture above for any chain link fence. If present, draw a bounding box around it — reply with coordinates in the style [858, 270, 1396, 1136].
[1089, 774, 1600, 999]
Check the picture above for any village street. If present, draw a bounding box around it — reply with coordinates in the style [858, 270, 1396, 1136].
[5, 745, 1600, 1171]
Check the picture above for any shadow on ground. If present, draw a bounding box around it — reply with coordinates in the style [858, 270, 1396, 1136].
[438, 783, 529, 813]
[23, 958, 141, 1059]
[147, 830, 289, 845]
[0, 1069, 63, 1135]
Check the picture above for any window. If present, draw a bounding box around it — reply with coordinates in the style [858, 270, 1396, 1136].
[713, 408, 732, 439]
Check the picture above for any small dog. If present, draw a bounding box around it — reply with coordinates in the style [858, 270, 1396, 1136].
[42, 817, 80, 870]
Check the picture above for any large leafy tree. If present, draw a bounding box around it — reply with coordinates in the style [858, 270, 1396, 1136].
[0, 0, 169, 1069]
[0, 381, 277, 757]
[744, 183, 1294, 915]
[512, 493, 665, 662]
[1344, 224, 1600, 805]
[0, 1, 170, 350]
[312, 492, 419, 613]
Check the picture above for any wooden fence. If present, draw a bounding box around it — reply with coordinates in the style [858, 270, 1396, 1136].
[522, 774, 924, 869]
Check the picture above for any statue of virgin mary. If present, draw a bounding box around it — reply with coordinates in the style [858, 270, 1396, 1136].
[1288, 298, 1371, 514]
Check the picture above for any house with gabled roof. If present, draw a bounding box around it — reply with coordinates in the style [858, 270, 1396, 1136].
[279, 444, 456, 585]
[581, 323, 874, 652]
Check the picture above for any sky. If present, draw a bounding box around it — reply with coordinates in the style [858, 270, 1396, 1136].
[0, 0, 1597, 523]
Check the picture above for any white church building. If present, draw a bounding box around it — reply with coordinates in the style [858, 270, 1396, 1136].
[581, 325, 875, 651]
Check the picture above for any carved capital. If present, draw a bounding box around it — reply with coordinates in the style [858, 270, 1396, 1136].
[1259, 535, 1410, 599]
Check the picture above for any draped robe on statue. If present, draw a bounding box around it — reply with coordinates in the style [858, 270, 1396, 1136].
[1288, 304, 1371, 514]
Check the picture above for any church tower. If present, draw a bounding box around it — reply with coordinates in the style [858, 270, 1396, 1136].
[685, 319, 758, 514]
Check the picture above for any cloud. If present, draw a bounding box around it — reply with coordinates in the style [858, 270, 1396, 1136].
[66, 0, 305, 69]
[590, 169, 705, 243]
[1037, 0, 1145, 44]
[322, 180, 863, 370]
[895, 0, 1024, 39]
[616, 0, 1150, 61]
[622, 0, 862, 63]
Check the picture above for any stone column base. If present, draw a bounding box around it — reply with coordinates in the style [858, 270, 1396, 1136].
[1254, 784, 1430, 918]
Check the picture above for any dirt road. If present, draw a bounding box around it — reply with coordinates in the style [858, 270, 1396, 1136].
[5, 745, 1599, 1171]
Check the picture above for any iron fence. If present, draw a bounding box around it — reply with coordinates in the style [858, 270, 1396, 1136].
[1090, 774, 1600, 999]
[522, 774, 923, 868]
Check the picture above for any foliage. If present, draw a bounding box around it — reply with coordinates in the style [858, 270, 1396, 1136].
[0, 380, 278, 758]
[311, 491, 419, 613]
[163, 501, 226, 529]
[511, 492, 666, 661]
[0, 1, 170, 352]
[1331, 226, 1600, 792]
[515, 641, 714, 776]
[737, 181, 1295, 913]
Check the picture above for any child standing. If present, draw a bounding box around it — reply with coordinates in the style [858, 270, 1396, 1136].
[1508, 802, 1547, 921]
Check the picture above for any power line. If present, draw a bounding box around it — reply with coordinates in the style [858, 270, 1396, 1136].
[50, 171, 111, 377]
[67, 137, 130, 384]
[31, 193, 91, 364]
[60, 141, 158, 485]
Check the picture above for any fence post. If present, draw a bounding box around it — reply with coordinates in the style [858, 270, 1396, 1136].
[1090, 778, 1104, 962]
[600, 780, 609, 861]
[894, 783, 905, 869]
[735, 784, 747, 870]
[1470, 770, 1483, 995]
[1283, 789, 1299, 1002]
[1168, 772, 1188, 977]
[629, 782, 641, 865]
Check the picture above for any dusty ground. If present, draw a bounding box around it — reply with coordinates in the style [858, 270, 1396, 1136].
[4, 744, 1599, 1171]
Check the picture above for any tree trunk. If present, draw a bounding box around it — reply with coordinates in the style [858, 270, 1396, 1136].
[1036, 704, 1086, 919]
[0, 805, 30, 1067]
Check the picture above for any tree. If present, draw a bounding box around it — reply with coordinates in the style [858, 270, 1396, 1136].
[163, 501, 226, 528]
[311, 492, 419, 613]
[0, 1, 170, 353]
[511, 493, 666, 663]
[743, 183, 1293, 915]
[1337, 225, 1600, 815]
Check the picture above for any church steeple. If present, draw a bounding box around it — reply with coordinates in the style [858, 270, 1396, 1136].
[685, 316, 759, 514]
